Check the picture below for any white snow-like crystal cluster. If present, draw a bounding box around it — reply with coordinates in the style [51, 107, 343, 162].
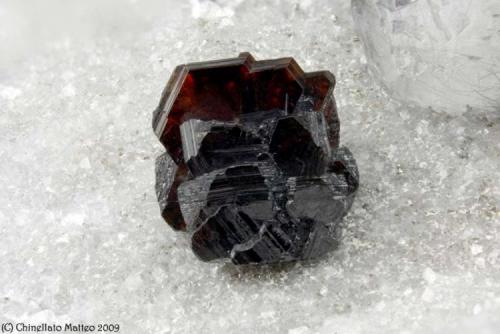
[352, 0, 500, 115]
[1, 0, 499, 333]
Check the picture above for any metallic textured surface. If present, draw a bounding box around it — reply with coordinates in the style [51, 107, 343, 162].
[153, 53, 359, 264]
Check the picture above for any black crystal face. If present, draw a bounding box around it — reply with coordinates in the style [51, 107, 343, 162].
[153, 53, 359, 264]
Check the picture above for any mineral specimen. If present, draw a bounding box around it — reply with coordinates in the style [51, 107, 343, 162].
[351, 0, 500, 114]
[153, 53, 359, 264]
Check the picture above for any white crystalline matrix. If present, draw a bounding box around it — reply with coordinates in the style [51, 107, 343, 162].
[351, 0, 500, 114]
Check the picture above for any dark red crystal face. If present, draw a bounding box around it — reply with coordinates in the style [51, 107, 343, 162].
[153, 53, 358, 265]
[153, 52, 339, 165]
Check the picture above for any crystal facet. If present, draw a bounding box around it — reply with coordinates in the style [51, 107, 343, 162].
[153, 53, 358, 264]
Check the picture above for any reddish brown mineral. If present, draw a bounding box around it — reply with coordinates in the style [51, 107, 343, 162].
[153, 52, 339, 164]
[153, 53, 358, 264]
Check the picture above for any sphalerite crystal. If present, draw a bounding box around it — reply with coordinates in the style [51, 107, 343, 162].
[153, 53, 359, 264]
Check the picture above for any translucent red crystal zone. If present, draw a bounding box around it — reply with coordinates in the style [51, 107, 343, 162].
[153, 52, 340, 231]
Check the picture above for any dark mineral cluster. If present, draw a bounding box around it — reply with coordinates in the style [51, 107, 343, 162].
[153, 53, 359, 264]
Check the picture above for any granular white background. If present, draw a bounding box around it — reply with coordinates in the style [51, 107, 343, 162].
[1, 1, 499, 333]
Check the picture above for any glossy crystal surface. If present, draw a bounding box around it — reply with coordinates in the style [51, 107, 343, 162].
[153, 53, 358, 264]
